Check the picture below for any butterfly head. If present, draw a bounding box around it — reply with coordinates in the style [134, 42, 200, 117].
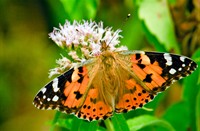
[100, 40, 109, 51]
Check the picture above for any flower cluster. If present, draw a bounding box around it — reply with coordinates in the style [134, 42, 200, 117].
[48, 20, 127, 77]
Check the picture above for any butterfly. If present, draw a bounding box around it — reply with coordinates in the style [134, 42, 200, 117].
[33, 40, 197, 121]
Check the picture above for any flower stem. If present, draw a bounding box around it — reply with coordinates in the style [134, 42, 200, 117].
[104, 119, 114, 131]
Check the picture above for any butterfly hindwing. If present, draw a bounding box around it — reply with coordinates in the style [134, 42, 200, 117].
[75, 84, 113, 121]
[115, 78, 155, 113]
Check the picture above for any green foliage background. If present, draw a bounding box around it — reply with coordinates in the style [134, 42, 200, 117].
[0, 0, 199, 130]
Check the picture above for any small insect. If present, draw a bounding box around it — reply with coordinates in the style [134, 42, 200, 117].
[33, 20, 197, 121]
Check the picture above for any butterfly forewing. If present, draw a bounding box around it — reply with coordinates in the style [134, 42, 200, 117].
[33, 68, 73, 111]
[33, 67, 92, 114]
[129, 51, 197, 92]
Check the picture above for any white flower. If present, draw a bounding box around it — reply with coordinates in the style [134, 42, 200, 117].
[48, 19, 127, 77]
[90, 41, 101, 56]
[48, 56, 73, 78]
[68, 51, 81, 61]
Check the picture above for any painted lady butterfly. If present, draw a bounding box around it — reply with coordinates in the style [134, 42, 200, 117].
[33, 20, 197, 121]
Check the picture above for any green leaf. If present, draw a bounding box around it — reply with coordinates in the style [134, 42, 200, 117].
[60, 0, 99, 20]
[50, 111, 62, 131]
[46, 1, 69, 24]
[183, 48, 200, 99]
[141, 21, 167, 52]
[111, 113, 130, 131]
[127, 115, 175, 131]
[71, 116, 99, 131]
[196, 90, 200, 131]
[122, 12, 144, 50]
[88, 121, 98, 131]
[137, 0, 180, 53]
[54, 118, 72, 129]
[71, 116, 83, 131]
[162, 102, 190, 131]
[182, 49, 200, 131]
[79, 120, 99, 131]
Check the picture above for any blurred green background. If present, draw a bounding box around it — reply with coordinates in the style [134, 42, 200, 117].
[0, 0, 199, 131]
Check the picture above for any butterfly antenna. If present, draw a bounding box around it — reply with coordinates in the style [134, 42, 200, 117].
[106, 14, 131, 47]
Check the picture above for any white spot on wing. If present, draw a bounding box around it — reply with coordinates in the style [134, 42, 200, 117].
[182, 64, 186, 67]
[164, 53, 172, 66]
[171, 80, 176, 84]
[178, 68, 182, 71]
[43, 95, 46, 99]
[41, 88, 46, 94]
[52, 78, 59, 92]
[52, 95, 59, 102]
[47, 98, 51, 101]
[46, 107, 52, 110]
[169, 68, 176, 74]
[180, 56, 185, 62]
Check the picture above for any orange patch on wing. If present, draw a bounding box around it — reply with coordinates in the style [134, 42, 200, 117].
[64, 81, 74, 97]
[63, 82, 81, 107]
[149, 61, 164, 76]
[63, 66, 90, 108]
[125, 79, 137, 89]
[76, 86, 113, 121]
[116, 79, 154, 113]
[143, 66, 166, 87]
[81, 66, 88, 75]
[131, 54, 151, 64]
[78, 75, 89, 94]
[132, 64, 146, 80]
[131, 57, 167, 91]
[140, 54, 151, 64]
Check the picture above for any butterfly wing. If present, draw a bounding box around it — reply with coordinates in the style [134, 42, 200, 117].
[33, 66, 91, 113]
[33, 61, 113, 121]
[130, 51, 197, 91]
[115, 51, 197, 113]
[115, 78, 155, 113]
[75, 82, 113, 121]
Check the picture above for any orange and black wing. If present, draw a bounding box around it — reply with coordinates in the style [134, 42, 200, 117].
[115, 51, 197, 113]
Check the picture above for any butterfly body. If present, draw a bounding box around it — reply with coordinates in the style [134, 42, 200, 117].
[33, 47, 197, 121]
